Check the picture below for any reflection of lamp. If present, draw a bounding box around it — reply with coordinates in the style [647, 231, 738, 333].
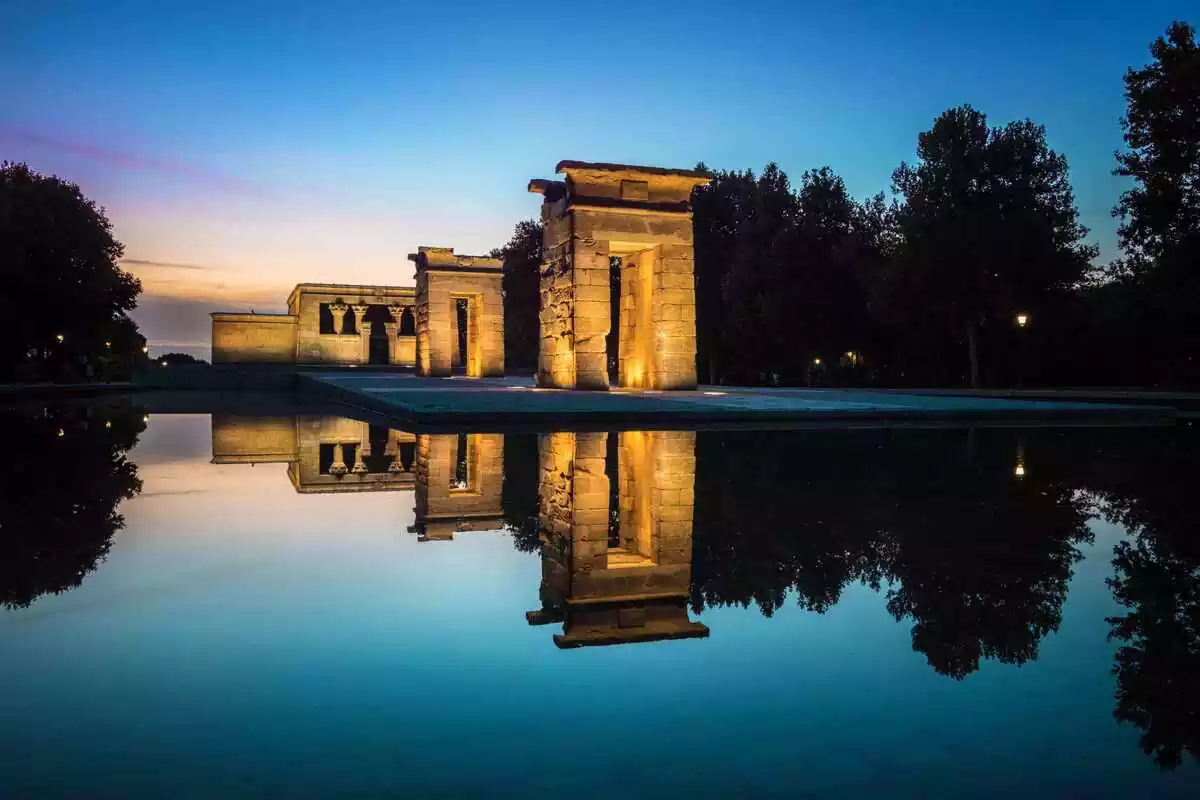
[105, 341, 112, 348]
[141, 346, 149, 354]
[1016, 312, 1029, 327]
[55, 334, 64, 343]
[813, 357, 821, 366]
[160, 360, 168, 367]
[1014, 462, 1026, 478]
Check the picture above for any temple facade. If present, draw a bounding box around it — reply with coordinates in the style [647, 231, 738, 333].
[211, 159, 707, 390]
[210, 247, 503, 372]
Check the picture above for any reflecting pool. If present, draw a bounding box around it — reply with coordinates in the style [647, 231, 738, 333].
[1, 403, 1197, 797]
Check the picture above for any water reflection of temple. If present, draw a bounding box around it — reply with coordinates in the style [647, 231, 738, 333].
[211, 416, 506, 538]
[211, 416, 706, 648]
[212, 415, 418, 493]
[409, 433, 505, 541]
[526, 431, 709, 648]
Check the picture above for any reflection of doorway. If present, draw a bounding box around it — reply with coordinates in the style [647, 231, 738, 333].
[366, 305, 392, 365]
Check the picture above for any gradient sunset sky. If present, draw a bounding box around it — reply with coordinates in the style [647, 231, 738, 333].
[3, 1, 1191, 358]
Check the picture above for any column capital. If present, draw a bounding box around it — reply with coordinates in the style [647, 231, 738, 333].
[387, 304, 404, 321]
[351, 304, 369, 317]
[328, 302, 348, 313]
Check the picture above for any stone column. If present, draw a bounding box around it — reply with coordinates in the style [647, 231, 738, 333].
[352, 304, 370, 364]
[351, 442, 368, 474]
[384, 322, 399, 364]
[449, 299, 461, 368]
[329, 302, 348, 335]
[329, 443, 347, 475]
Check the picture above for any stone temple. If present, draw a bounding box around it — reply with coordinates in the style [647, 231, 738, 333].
[211, 160, 707, 390]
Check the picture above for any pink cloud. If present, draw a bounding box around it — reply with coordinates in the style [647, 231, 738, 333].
[0, 126, 269, 195]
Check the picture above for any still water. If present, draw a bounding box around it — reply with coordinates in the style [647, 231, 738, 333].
[1, 402, 1197, 797]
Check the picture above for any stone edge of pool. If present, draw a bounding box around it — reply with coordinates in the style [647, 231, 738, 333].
[296, 373, 1178, 430]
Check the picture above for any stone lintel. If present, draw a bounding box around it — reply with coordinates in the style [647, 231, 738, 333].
[568, 199, 693, 217]
[419, 265, 503, 276]
[552, 621, 710, 649]
[555, 160, 710, 180]
[565, 589, 690, 606]
[287, 283, 415, 307]
[407, 246, 502, 272]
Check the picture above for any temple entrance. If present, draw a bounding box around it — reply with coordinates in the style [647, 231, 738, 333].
[529, 161, 710, 390]
[453, 298, 469, 371]
[365, 305, 392, 365]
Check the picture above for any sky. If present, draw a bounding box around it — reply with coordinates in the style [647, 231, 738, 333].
[3, 0, 1193, 358]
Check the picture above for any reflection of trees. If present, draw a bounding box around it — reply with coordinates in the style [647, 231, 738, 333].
[501, 433, 541, 553]
[1087, 427, 1200, 770]
[876, 430, 1092, 679]
[0, 407, 144, 608]
[691, 430, 888, 616]
[691, 428, 1092, 679]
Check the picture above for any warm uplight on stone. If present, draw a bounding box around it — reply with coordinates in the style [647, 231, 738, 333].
[527, 430, 708, 648]
[410, 433, 504, 541]
[407, 247, 504, 378]
[529, 160, 710, 391]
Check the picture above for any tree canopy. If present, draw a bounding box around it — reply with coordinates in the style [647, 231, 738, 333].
[0, 162, 145, 381]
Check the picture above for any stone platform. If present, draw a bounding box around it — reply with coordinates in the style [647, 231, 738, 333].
[296, 373, 1176, 430]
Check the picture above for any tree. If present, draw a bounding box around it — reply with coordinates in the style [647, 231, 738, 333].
[158, 352, 208, 365]
[1111, 21, 1200, 386]
[0, 162, 144, 382]
[0, 406, 144, 608]
[494, 219, 542, 372]
[884, 107, 1095, 387]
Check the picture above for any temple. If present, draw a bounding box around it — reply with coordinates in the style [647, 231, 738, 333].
[210, 246, 503, 372]
[210, 159, 707, 391]
[529, 161, 710, 390]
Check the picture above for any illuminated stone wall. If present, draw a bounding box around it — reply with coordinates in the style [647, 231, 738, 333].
[528, 430, 708, 647]
[210, 415, 416, 493]
[288, 283, 417, 366]
[409, 247, 504, 378]
[211, 313, 297, 363]
[529, 161, 709, 390]
[411, 433, 505, 540]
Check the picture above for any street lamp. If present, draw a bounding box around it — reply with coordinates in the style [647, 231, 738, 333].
[142, 345, 149, 355]
[55, 333, 64, 343]
[1015, 312, 1030, 387]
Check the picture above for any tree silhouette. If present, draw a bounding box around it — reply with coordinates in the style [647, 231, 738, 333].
[494, 219, 543, 372]
[883, 107, 1096, 388]
[1108, 21, 1200, 387]
[0, 162, 145, 382]
[0, 406, 145, 608]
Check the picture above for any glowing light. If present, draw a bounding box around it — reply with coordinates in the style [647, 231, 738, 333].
[104, 421, 112, 429]
[141, 346, 149, 354]
[55, 334, 64, 343]
[1016, 312, 1029, 328]
[813, 358, 822, 366]
[160, 360, 168, 367]
[143, 414, 151, 423]
[105, 341, 112, 348]
[1014, 463, 1026, 477]
[703, 390, 727, 396]
[57, 428, 65, 437]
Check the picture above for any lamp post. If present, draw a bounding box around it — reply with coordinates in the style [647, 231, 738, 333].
[1015, 312, 1030, 388]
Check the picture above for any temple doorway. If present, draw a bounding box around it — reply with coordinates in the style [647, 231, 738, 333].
[366, 305, 392, 365]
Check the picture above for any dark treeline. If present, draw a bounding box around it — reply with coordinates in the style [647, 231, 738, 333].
[498, 21, 1199, 388]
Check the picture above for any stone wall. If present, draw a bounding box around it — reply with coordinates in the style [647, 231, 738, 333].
[288, 284, 416, 366]
[211, 313, 297, 364]
[409, 247, 504, 378]
[289, 416, 415, 494]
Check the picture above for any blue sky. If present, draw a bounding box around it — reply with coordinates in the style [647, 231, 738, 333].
[2, 0, 1192, 356]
